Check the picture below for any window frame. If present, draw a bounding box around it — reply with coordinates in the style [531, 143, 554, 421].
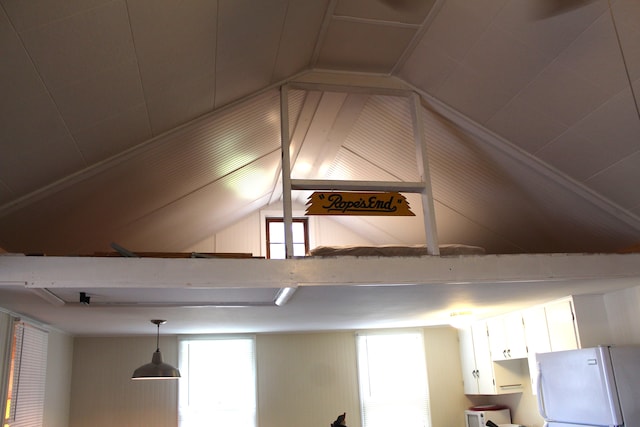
[355, 329, 432, 427]
[178, 335, 257, 427]
[265, 217, 309, 259]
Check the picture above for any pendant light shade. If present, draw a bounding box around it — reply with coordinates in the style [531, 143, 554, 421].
[131, 319, 181, 380]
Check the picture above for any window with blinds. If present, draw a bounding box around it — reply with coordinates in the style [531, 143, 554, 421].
[3, 320, 48, 427]
[178, 336, 256, 427]
[356, 331, 431, 427]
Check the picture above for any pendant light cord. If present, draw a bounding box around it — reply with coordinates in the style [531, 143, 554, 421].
[608, 0, 640, 122]
[156, 322, 160, 352]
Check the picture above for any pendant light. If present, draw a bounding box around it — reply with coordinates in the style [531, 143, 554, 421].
[131, 319, 181, 380]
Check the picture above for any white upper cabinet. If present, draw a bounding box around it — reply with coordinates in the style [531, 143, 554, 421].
[487, 311, 528, 361]
[523, 295, 613, 394]
[459, 322, 525, 395]
[544, 298, 579, 351]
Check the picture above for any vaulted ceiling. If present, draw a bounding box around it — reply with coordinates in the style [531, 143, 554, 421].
[1, 0, 640, 335]
[1, 0, 639, 256]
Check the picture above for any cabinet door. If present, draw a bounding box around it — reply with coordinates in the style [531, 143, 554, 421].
[487, 313, 528, 360]
[504, 311, 528, 358]
[545, 299, 578, 351]
[458, 326, 479, 394]
[471, 322, 496, 394]
[487, 316, 508, 360]
[522, 306, 552, 394]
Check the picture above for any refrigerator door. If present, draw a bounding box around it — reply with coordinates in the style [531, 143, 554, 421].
[537, 347, 622, 426]
[609, 346, 640, 425]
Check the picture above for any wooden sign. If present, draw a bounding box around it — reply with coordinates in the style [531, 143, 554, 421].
[306, 192, 414, 216]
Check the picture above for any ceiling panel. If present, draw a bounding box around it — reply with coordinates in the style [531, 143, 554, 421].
[145, 72, 215, 135]
[586, 151, 640, 211]
[127, 0, 217, 95]
[334, 0, 437, 24]
[511, 61, 612, 127]
[417, 0, 505, 63]
[397, 34, 459, 94]
[316, 19, 417, 72]
[486, 95, 568, 154]
[493, 0, 609, 59]
[271, 0, 329, 81]
[0, 0, 113, 32]
[17, 1, 135, 89]
[49, 59, 145, 131]
[0, 9, 47, 102]
[214, 0, 288, 107]
[72, 104, 152, 164]
[554, 13, 638, 96]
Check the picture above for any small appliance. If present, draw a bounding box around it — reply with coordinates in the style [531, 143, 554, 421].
[465, 405, 511, 427]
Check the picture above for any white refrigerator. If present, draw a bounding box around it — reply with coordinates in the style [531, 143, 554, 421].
[536, 346, 640, 427]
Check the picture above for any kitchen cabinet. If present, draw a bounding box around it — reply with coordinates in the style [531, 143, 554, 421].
[523, 295, 612, 394]
[487, 311, 528, 361]
[459, 322, 525, 395]
[546, 295, 612, 350]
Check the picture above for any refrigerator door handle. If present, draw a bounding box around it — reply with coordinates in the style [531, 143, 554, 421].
[536, 363, 549, 420]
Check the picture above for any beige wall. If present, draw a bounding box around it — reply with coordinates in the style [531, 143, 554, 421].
[69, 336, 179, 427]
[69, 327, 467, 427]
[44, 329, 74, 427]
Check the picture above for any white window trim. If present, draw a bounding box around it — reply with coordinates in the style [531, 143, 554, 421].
[259, 208, 316, 257]
[178, 335, 257, 427]
[356, 329, 431, 427]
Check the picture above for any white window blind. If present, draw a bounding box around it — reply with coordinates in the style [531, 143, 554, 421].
[4, 320, 48, 427]
[356, 331, 431, 427]
[178, 336, 256, 427]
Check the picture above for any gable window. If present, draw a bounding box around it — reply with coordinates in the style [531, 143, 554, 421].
[266, 218, 308, 259]
[356, 330, 431, 427]
[178, 336, 256, 427]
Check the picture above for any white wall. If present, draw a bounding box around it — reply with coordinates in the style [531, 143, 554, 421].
[69, 327, 468, 427]
[603, 284, 640, 345]
[185, 202, 375, 256]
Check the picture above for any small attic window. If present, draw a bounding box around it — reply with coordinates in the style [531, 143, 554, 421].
[266, 218, 308, 259]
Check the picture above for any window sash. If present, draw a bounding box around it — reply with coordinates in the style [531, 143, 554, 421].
[178, 336, 257, 427]
[266, 218, 309, 259]
[356, 331, 431, 427]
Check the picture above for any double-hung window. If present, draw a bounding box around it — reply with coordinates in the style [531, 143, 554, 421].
[178, 336, 257, 427]
[266, 217, 308, 259]
[356, 330, 431, 427]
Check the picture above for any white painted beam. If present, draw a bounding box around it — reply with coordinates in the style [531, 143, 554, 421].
[2, 253, 640, 289]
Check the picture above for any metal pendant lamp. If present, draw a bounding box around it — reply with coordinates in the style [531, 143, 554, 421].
[131, 319, 181, 380]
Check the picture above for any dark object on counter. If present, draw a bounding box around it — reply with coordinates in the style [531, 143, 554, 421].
[485, 421, 499, 427]
[331, 412, 346, 427]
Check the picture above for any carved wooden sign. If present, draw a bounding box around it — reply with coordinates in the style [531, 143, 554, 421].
[305, 192, 414, 216]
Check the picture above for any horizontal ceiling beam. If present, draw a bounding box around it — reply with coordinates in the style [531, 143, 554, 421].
[1, 253, 639, 289]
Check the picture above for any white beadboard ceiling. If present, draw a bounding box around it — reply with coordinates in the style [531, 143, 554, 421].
[1, 0, 640, 335]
